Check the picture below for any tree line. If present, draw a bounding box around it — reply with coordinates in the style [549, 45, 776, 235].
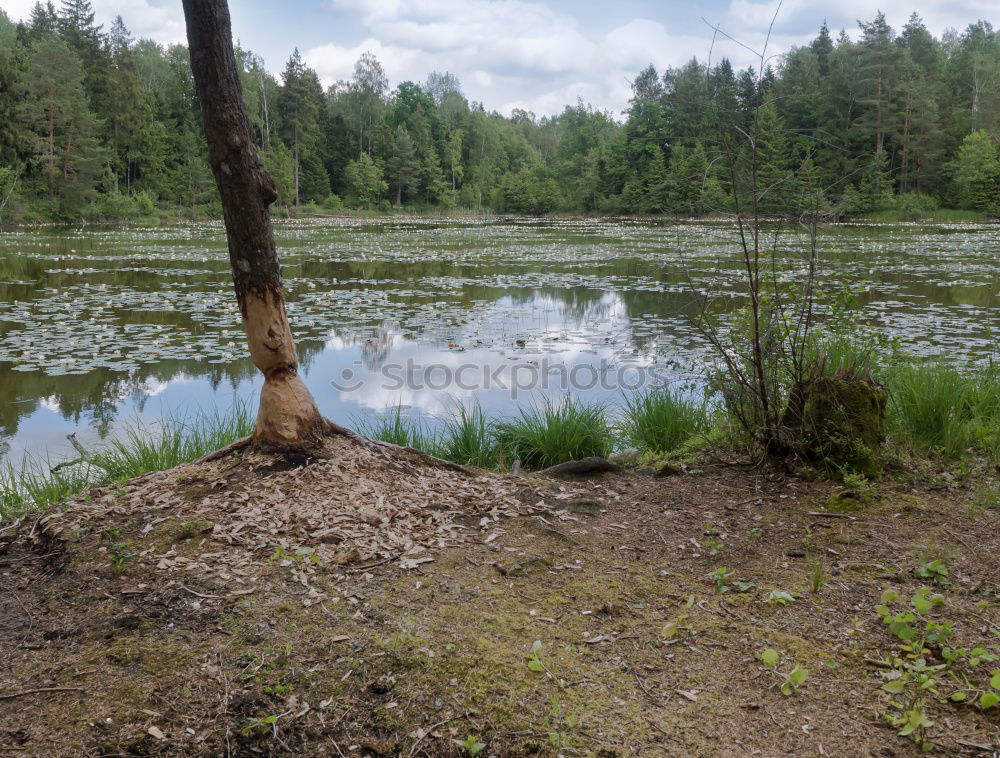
[1, 2, 999, 221]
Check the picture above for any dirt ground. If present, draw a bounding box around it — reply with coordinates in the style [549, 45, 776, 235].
[0, 445, 998, 757]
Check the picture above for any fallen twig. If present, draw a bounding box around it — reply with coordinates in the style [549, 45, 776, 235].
[0, 686, 83, 701]
[807, 511, 857, 520]
[348, 554, 402, 572]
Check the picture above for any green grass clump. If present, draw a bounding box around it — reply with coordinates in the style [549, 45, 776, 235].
[494, 397, 612, 470]
[0, 458, 92, 519]
[91, 400, 255, 480]
[885, 362, 1000, 460]
[353, 405, 440, 453]
[619, 387, 708, 455]
[438, 403, 497, 469]
[0, 401, 256, 520]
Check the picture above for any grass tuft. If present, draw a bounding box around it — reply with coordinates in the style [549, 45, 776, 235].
[494, 396, 612, 470]
[0, 400, 255, 520]
[438, 402, 497, 469]
[618, 387, 708, 455]
[885, 362, 1000, 460]
[352, 405, 440, 454]
[91, 400, 255, 480]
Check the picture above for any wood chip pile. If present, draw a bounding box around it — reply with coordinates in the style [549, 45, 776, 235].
[37, 436, 556, 596]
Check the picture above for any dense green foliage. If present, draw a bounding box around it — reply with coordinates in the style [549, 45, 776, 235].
[1, 4, 999, 220]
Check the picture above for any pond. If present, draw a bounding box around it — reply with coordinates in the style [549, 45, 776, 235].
[0, 216, 997, 465]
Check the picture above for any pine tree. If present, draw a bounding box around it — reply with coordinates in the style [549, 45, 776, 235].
[811, 22, 834, 77]
[278, 49, 323, 206]
[25, 2, 58, 41]
[344, 152, 386, 208]
[752, 101, 793, 215]
[19, 33, 104, 215]
[387, 125, 418, 205]
[858, 148, 894, 211]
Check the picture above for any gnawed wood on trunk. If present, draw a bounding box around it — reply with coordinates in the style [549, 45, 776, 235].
[181, 0, 322, 451]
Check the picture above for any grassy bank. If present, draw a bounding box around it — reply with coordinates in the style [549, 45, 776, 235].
[2, 360, 997, 520]
[0, 402, 255, 519]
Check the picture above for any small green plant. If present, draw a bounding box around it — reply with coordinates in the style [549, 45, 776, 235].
[241, 713, 279, 737]
[970, 484, 1000, 515]
[760, 648, 809, 696]
[841, 471, 875, 499]
[702, 522, 723, 556]
[295, 546, 321, 565]
[874, 588, 955, 752]
[452, 735, 486, 755]
[766, 589, 796, 606]
[887, 704, 934, 752]
[110, 541, 135, 572]
[708, 567, 735, 594]
[978, 673, 1000, 710]
[526, 639, 545, 673]
[807, 554, 826, 593]
[914, 559, 950, 586]
[661, 613, 690, 638]
[548, 730, 570, 749]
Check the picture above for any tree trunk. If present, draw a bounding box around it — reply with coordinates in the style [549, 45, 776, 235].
[181, 0, 324, 451]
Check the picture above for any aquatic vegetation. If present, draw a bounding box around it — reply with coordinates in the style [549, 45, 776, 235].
[0, 218, 997, 477]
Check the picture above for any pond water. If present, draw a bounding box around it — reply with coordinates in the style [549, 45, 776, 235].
[0, 216, 997, 465]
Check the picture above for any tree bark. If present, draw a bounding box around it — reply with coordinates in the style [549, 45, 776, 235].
[181, 0, 324, 451]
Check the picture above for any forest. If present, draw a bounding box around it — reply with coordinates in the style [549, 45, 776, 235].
[1, 1, 1000, 220]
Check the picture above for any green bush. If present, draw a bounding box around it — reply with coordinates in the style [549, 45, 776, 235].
[891, 192, 939, 220]
[88, 190, 157, 220]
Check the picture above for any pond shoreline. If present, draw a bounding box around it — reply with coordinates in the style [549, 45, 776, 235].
[1, 208, 995, 230]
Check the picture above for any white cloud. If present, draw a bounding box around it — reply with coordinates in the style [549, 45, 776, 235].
[726, 0, 998, 42]
[3, 0, 185, 46]
[304, 1, 731, 116]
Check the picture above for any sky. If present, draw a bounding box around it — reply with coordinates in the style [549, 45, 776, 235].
[2, 0, 998, 116]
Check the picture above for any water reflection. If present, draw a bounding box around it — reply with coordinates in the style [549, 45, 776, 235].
[0, 217, 996, 464]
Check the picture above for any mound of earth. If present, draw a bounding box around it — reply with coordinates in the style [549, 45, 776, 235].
[34, 435, 562, 597]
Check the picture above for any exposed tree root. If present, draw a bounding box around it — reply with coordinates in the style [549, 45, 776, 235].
[193, 416, 484, 478]
[535, 457, 621, 478]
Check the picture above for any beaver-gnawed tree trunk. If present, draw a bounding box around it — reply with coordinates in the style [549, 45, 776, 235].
[181, 0, 324, 451]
